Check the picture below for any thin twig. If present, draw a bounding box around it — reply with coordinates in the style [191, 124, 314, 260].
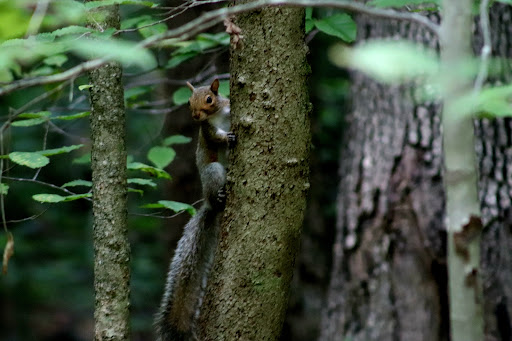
[0, 59, 106, 97]
[130, 199, 204, 219]
[473, 0, 491, 93]
[0, 80, 72, 134]
[6, 209, 49, 224]
[26, 0, 51, 37]
[2, 176, 91, 201]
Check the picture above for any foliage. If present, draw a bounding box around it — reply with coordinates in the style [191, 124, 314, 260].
[1, 0, 509, 339]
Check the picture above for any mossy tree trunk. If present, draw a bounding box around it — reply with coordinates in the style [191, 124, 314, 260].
[198, 2, 311, 340]
[86, 4, 130, 340]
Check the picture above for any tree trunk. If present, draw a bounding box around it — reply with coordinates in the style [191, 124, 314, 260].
[440, 0, 484, 339]
[319, 13, 447, 341]
[87, 4, 131, 340]
[476, 5, 512, 340]
[198, 2, 311, 340]
[320, 4, 512, 341]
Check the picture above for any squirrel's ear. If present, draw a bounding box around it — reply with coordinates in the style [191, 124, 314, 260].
[210, 79, 219, 94]
[186, 81, 195, 91]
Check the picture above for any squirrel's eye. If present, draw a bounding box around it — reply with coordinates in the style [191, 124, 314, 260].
[206, 96, 212, 104]
[187, 100, 190, 106]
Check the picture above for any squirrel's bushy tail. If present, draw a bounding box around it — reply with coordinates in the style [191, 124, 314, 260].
[154, 205, 221, 341]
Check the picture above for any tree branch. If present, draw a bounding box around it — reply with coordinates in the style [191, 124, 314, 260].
[0, 0, 439, 97]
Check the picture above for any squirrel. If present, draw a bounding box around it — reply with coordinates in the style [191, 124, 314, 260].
[155, 78, 235, 341]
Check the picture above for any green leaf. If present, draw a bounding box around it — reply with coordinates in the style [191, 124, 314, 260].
[51, 25, 92, 37]
[78, 85, 92, 91]
[32, 193, 92, 203]
[64, 193, 92, 201]
[121, 14, 152, 29]
[305, 8, 315, 33]
[368, 0, 440, 7]
[147, 146, 176, 169]
[71, 38, 157, 70]
[0, 183, 8, 195]
[452, 85, 512, 119]
[197, 32, 230, 46]
[127, 162, 171, 179]
[305, 7, 313, 20]
[62, 180, 92, 188]
[142, 200, 196, 215]
[137, 20, 168, 39]
[128, 188, 144, 195]
[163, 135, 192, 146]
[9, 152, 50, 169]
[329, 40, 439, 83]
[306, 19, 315, 33]
[53, 111, 90, 120]
[33, 193, 66, 203]
[11, 117, 48, 127]
[314, 14, 357, 43]
[166, 52, 197, 69]
[85, 0, 158, 9]
[172, 87, 192, 105]
[17, 111, 52, 119]
[73, 153, 91, 165]
[125, 86, 152, 100]
[29, 66, 55, 77]
[43, 54, 68, 67]
[37, 144, 84, 157]
[219, 80, 230, 98]
[128, 178, 157, 188]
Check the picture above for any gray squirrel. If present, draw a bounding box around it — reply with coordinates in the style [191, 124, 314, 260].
[155, 79, 235, 341]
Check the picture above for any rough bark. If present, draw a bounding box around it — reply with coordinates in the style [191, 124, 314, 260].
[476, 5, 512, 341]
[320, 4, 512, 341]
[87, 4, 130, 340]
[319, 12, 447, 341]
[198, 3, 311, 340]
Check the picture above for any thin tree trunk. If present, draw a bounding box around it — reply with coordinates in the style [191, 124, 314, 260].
[440, 0, 484, 340]
[87, 4, 130, 340]
[198, 2, 311, 340]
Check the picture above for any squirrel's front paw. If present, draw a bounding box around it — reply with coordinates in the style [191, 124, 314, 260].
[211, 187, 226, 211]
[227, 132, 236, 148]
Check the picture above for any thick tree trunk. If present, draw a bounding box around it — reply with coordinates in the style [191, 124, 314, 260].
[198, 3, 310, 340]
[320, 4, 512, 341]
[319, 13, 447, 341]
[476, 5, 512, 341]
[87, 4, 131, 340]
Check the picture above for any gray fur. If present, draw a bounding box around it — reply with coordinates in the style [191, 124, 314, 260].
[155, 92, 233, 341]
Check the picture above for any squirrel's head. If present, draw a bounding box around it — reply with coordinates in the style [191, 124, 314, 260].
[186, 79, 221, 121]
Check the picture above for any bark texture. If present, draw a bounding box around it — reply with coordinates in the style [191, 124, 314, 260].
[319, 12, 447, 341]
[198, 3, 311, 340]
[320, 4, 512, 341]
[476, 5, 512, 341]
[87, 5, 130, 340]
